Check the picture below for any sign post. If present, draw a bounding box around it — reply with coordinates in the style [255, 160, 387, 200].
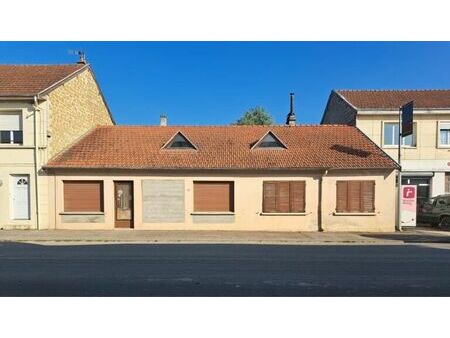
[397, 101, 414, 231]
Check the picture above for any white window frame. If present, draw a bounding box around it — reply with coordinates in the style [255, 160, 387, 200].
[438, 121, 450, 148]
[0, 110, 24, 146]
[382, 121, 417, 148]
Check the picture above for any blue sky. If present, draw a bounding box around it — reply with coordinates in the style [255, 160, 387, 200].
[1, 42, 450, 125]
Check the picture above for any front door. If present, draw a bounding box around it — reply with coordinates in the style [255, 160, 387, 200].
[114, 181, 134, 228]
[11, 175, 30, 220]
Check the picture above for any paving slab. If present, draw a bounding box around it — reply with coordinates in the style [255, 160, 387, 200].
[0, 228, 449, 245]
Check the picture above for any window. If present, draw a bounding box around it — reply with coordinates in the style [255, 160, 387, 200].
[252, 131, 286, 149]
[262, 181, 305, 213]
[193, 181, 234, 212]
[336, 180, 375, 213]
[63, 181, 104, 212]
[439, 122, 450, 147]
[383, 122, 416, 147]
[0, 112, 23, 144]
[164, 132, 196, 150]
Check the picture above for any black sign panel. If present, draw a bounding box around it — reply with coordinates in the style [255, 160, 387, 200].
[401, 101, 414, 137]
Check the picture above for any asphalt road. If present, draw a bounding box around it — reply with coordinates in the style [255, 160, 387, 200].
[1, 242, 450, 296]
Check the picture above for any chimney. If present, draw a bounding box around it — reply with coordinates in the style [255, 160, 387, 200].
[160, 114, 167, 126]
[77, 51, 86, 64]
[286, 92, 296, 126]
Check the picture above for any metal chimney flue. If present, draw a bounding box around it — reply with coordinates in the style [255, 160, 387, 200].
[160, 114, 167, 126]
[286, 92, 296, 126]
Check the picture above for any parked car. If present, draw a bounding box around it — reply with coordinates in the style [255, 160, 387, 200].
[418, 194, 450, 228]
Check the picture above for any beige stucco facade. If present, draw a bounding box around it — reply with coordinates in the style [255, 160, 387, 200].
[47, 169, 396, 232]
[0, 67, 114, 230]
[356, 110, 450, 196]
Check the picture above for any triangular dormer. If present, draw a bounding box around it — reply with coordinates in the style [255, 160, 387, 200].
[251, 131, 287, 150]
[162, 131, 197, 150]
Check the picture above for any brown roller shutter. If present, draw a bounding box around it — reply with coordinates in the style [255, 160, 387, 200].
[64, 181, 103, 212]
[263, 182, 277, 213]
[290, 181, 305, 212]
[336, 181, 348, 212]
[276, 181, 290, 213]
[194, 181, 234, 212]
[361, 180, 375, 212]
[446, 173, 450, 193]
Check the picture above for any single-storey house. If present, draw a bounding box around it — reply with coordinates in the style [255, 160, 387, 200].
[43, 122, 398, 232]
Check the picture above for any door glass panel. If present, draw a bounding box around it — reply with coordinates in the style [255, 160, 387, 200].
[116, 183, 132, 220]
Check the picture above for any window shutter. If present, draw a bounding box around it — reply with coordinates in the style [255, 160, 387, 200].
[276, 181, 290, 213]
[361, 181, 375, 212]
[347, 181, 362, 212]
[263, 182, 277, 213]
[193, 181, 234, 212]
[336, 181, 348, 212]
[290, 181, 305, 212]
[64, 181, 103, 212]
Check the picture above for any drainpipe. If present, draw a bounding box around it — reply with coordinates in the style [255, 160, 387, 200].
[33, 95, 40, 230]
[318, 169, 328, 232]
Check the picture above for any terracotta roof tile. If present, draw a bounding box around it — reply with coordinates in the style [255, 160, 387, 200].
[0, 64, 86, 96]
[45, 125, 398, 170]
[337, 89, 450, 109]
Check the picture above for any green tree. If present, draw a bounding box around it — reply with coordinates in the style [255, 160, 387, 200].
[235, 106, 273, 125]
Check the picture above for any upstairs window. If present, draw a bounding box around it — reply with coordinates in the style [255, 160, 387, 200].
[439, 122, 450, 147]
[383, 122, 416, 147]
[252, 131, 287, 150]
[0, 112, 23, 145]
[163, 132, 197, 150]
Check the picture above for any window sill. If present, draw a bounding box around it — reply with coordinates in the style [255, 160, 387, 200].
[382, 146, 417, 149]
[260, 212, 308, 216]
[333, 212, 377, 216]
[60, 211, 104, 215]
[191, 212, 235, 216]
[0, 145, 30, 148]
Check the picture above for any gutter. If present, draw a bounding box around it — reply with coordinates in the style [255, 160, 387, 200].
[33, 95, 40, 230]
[318, 169, 328, 232]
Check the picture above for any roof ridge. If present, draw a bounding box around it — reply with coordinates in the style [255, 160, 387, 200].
[98, 124, 352, 128]
[337, 88, 450, 92]
[0, 63, 83, 67]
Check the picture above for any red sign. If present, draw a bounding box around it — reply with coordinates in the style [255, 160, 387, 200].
[403, 186, 416, 199]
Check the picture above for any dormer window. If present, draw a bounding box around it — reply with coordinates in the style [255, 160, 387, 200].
[252, 131, 287, 150]
[163, 132, 197, 150]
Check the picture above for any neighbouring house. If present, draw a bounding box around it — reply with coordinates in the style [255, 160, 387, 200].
[0, 60, 114, 229]
[43, 118, 398, 232]
[321, 89, 450, 207]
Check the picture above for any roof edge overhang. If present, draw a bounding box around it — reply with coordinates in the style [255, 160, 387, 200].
[37, 64, 90, 96]
[0, 64, 90, 101]
[43, 165, 398, 172]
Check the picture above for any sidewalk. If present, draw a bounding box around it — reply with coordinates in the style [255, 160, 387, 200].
[0, 228, 449, 245]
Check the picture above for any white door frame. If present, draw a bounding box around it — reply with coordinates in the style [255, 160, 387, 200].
[10, 174, 31, 220]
